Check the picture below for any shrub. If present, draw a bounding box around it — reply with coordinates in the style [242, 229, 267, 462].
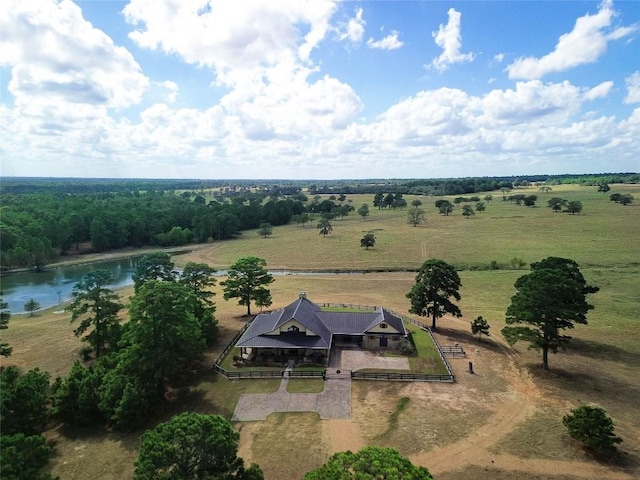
[563, 405, 622, 455]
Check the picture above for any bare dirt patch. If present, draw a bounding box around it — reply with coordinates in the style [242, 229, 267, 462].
[238, 413, 327, 480]
[325, 419, 366, 455]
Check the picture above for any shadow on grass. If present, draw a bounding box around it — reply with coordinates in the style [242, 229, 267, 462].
[435, 326, 507, 355]
[563, 338, 640, 367]
[526, 363, 640, 410]
[51, 422, 142, 453]
[579, 445, 640, 471]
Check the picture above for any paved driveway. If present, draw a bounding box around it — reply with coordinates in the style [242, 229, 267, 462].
[231, 348, 409, 422]
[339, 349, 410, 371]
[231, 370, 350, 421]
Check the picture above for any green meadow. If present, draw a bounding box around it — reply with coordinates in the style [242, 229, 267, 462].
[194, 184, 640, 272]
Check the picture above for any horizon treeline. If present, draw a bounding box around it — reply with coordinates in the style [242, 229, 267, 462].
[1, 172, 637, 196]
[0, 173, 637, 271]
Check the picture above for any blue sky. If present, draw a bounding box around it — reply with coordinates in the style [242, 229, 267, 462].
[1, 0, 638, 179]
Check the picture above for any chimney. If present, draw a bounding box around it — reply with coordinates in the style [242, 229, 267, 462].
[298, 291, 307, 299]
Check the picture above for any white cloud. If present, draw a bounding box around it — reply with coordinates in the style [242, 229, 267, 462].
[123, 0, 360, 141]
[367, 31, 403, 50]
[158, 80, 179, 103]
[337, 7, 365, 45]
[429, 8, 475, 72]
[124, 0, 335, 72]
[476, 81, 585, 127]
[506, 0, 638, 79]
[1, 1, 638, 179]
[493, 53, 505, 63]
[2, 79, 638, 178]
[584, 81, 614, 101]
[0, 0, 149, 111]
[624, 71, 640, 104]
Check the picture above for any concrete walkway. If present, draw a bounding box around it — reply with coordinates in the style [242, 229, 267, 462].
[232, 366, 351, 421]
[231, 349, 409, 422]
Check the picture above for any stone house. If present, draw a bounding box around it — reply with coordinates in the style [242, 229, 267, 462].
[234, 292, 408, 365]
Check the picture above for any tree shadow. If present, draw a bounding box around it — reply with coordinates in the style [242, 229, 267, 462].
[563, 338, 640, 367]
[526, 363, 640, 408]
[51, 421, 141, 453]
[435, 326, 507, 355]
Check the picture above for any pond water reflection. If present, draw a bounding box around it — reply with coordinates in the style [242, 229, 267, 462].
[0, 257, 140, 314]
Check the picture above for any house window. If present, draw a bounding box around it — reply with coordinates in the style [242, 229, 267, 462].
[287, 325, 300, 333]
[380, 323, 388, 329]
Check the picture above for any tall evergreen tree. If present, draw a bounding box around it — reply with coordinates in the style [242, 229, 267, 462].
[1, 298, 12, 357]
[221, 257, 274, 316]
[67, 270, 123, 358]
[406, 259, 462, 329]
[502, 257, 598, 370]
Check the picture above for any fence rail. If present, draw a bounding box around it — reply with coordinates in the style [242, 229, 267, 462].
[213, 319, 254, 367]
[320, 302, 378, 311]
[440, 345, 467, 358]
[286, 370, 326, 378]
[212, 364, 327, 380]
[351, 371, 454, 382]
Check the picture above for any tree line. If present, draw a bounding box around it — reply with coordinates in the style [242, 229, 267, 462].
[0, 190, 308, 270]
[3, 173, 636, 271]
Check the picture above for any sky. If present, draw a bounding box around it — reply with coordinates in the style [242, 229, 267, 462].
[1, 0, 639, 180]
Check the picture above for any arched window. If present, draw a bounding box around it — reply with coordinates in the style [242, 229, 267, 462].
[287, 325, 300, 333]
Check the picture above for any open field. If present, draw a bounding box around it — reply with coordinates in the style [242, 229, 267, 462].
[2, 184, 639, 479]
[186, 184, 640, 271]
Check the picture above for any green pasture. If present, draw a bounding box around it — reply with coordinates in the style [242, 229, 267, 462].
[406, 324, 449, 374]
[197, 184, 639, 272]
[457, 265, 640, 356]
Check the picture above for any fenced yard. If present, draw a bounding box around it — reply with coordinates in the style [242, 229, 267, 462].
[212, 304, 456, 382]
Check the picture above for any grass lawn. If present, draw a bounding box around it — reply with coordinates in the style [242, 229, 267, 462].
[406, 324, 449, 374]
[286, 378, 325, 393]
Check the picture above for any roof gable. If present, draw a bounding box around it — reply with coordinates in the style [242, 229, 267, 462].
[234, 297, 406, 350]
[364, 309, 406, 335]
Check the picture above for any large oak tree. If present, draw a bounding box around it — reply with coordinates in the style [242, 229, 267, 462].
[134, 413, 263, 480]
[304, 446, 432, 480]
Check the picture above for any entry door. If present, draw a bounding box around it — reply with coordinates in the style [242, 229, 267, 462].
[379, 337, 388, 347]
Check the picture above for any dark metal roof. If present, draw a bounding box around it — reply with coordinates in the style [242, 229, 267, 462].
[235, 332, 330, 349]
[235, 297, 406, 350]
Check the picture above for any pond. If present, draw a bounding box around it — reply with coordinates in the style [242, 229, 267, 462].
[0, 257, 140, 314]
[0, 257, 369, 315]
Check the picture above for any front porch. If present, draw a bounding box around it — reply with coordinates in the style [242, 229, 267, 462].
[237, 346, 328, 367]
